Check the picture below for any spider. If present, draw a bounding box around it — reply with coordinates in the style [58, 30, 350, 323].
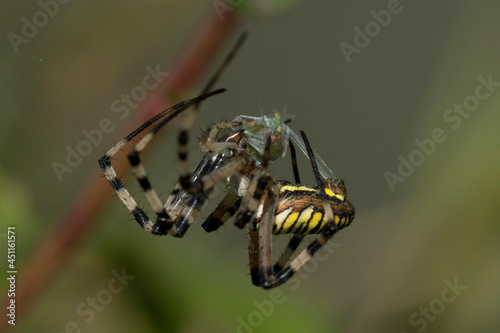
[98, 33, 355, 289]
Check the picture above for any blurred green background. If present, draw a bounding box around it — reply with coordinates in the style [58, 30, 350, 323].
[1, 1, 499, 332]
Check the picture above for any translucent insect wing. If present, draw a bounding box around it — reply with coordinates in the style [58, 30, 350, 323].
[288, 129, 336, 180]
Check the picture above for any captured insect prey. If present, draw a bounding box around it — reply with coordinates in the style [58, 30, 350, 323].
[98, 32, 355, 289]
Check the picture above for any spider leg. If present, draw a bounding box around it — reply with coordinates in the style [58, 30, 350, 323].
[248, 229, 261, 286]
[234, 137, 273, 229]
[197, 122, 244, 153]
[129, 122, 234, 235]
[272, 139, 305, 273]
[168, 192, 211, 237]
[98, 91, 224, 234]
[262, 226, 338, 289]
[261, 131, 340, 289]
[272, 234, 305, 275]
[126, 94, 231, 235]
[250, 139, 307, 277]
[99, 33, 247, 236]
[289, 139, 301, 185]
[127, 131, 174, 234]
[177, 33, 247, 193]
[238, 136, 275, 286]
[165, 154, 219, 222]
[156, 154, 226, 236]
[258, 186, 279, 284]
[202, 192, 242, 232]
[165, 32, 247, 223]
[233, 174, 264, 228]
[248, 185, 278, 287]
[166, 154, 253, 237]
[178, 120, 244, 195]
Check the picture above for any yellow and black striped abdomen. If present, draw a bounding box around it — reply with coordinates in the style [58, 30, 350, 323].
[272, 185, 354, 235]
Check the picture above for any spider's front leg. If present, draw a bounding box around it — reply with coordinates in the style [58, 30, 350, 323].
[98, 91, 224, 235]
[202, 191, 242, 232]
[100, 33, 247, 236]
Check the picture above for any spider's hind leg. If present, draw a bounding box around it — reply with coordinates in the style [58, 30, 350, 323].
[272, 139, 306, 273]
[260, 132, 342, 289]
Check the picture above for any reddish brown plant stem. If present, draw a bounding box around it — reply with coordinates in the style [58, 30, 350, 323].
[0, 10, 240, 332]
